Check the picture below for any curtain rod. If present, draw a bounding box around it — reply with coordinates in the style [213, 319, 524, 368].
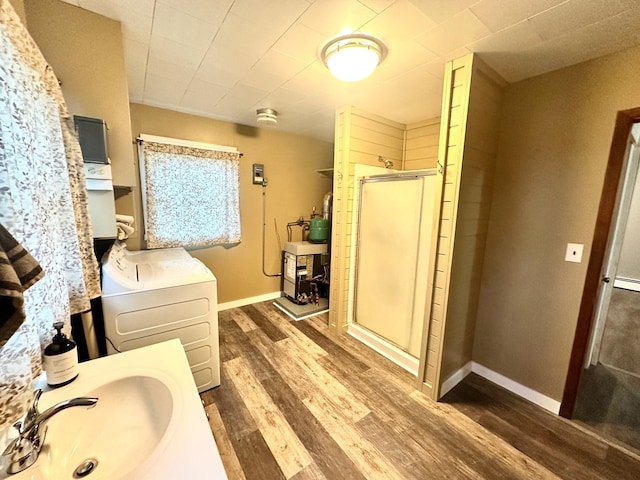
[136, 134, 243, 157]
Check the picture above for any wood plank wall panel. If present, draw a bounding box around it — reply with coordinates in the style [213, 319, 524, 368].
[439, 58, 506, 389]
[421, 58, 471, 396]
[405, 117, 441, 170]
[329, 107, 405, 334]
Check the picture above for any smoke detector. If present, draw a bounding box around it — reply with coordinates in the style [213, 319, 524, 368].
[256, 108, 277, 124]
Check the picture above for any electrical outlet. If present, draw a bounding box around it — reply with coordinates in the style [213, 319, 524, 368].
[565, 243, 584, 263]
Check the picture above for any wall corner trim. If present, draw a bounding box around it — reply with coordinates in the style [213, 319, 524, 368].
[472, 363, 562, 414]
[218, 291, 281, 311]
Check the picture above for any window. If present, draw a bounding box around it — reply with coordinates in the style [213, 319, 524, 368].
[138, 135, 241, 248]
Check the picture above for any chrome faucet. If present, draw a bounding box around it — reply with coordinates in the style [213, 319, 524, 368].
[2, 389, 98, 475]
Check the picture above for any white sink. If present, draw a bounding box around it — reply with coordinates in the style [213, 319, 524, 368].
[1, 340, 226, 480]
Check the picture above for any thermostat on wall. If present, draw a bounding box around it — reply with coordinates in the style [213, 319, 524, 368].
[253, 164, 264, 185]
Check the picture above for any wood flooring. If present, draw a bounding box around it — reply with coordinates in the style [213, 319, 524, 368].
[200, 302, 640, 479]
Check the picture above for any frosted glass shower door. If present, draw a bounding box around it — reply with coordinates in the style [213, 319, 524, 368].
[354, 177, 424, 352]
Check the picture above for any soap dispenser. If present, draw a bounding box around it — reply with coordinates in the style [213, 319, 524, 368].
[43, 322, 79, 388]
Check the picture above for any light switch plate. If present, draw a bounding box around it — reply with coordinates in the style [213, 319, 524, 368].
[565, 243, 584, 263]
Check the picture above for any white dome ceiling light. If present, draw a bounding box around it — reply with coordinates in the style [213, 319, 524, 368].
[256, 108, 278, 124]
[321, 33, 387, 82]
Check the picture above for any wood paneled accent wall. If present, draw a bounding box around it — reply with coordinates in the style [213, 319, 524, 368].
[329, 107, 405, 333]
[404, 118, 441, 170]
[421, 54, 506, 399]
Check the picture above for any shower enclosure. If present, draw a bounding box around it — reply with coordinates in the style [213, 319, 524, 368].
[349, 169, 438, 374]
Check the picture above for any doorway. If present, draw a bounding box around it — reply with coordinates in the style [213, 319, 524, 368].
[562, 108, 640, 452]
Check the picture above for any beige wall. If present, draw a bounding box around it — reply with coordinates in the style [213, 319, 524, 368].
[130, 104, 333, 304]
[473, 44, 640, 401]
[24, 0, 135, 186]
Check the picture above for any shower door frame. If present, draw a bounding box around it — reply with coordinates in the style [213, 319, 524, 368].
[351, 170, 438, 369]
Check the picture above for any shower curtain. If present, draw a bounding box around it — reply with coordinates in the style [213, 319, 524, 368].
[0, 0, 100, 432]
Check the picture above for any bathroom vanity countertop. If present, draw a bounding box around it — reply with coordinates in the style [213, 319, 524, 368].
[2, 339, 227, 480]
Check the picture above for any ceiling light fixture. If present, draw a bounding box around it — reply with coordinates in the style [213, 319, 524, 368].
[256, 108, 277, 124]
[321, 33, 387, 82]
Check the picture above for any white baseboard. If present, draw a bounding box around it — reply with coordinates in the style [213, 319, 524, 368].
[439, 361, 561, 414]
[218, 291, 281, 311]
[440, 361, 473, 397]
[471, 362, 561, 414]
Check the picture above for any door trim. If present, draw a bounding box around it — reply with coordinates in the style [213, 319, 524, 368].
[560, 107, 640, 418]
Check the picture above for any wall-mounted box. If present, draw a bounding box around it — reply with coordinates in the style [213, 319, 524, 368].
[75, 115, 109, 164]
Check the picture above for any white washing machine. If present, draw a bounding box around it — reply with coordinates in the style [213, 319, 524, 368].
[101, 241, 220, 392]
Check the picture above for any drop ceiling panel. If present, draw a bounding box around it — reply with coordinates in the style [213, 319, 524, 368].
[297, 0, 376, 37]
[148, 35, 206, 69]
[58, 0, 640, 142]
[469, 0, 567, 33]
[528, 0, 631, 41]
[409, 0, 484, 24]
[416, 9, 492, 57]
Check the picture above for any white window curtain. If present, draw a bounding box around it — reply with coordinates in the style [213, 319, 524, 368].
[138, 135, 242, 249]
[0, 1, 100, 432]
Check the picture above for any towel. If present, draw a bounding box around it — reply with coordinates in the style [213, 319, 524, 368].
[115, 214, 134, 225]
[116, 222, 135, 240]
[0, 224, 44, 348]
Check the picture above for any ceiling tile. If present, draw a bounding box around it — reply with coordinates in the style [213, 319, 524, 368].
[298, 0, 377, 37]
[200, 41, 259, 76]
[158, 0, 234, 20]
[242, 66, 288, 91]
[416, 9, 492, 56]
[470, 0, 567, 33]
[528, 0, 632, 41]
[194, 65, 243, 89]
[227, 83, 270, 106]
[230, 0, 311, 31]
[149, 35, 208, 70]
[143, 74, 187, 105]
[213, 12, 284, 59]
[468, 20, 545, 79]
[146, 57, 196, 87]
[272, 22, 327, 65]
[408, 0, 482, 24]
[360, 0, 437, 42]
[127, 69, 145, 103]
[214, 95, 256, 118]
[120, 14, 153, 45]
[152, 3, 218, 50]
[282, 62, 338, 96]
[371, 40, 438, 83]
[250, 50, 309, 80]
[186, 78, 231, 100]
[78, 0, 154, 20]
[358, 0, 396, 13]
[180, 81, 228, 112]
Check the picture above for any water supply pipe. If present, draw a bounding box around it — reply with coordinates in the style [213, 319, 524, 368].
[261, 180, 281, 277]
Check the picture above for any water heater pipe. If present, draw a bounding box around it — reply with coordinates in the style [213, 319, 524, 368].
[261, 181, 281, 277]
[323, 191, 333, 221]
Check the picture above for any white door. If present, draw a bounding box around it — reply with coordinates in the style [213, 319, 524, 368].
[585, 128, 640, 367]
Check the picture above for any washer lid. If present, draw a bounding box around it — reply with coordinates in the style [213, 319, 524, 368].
[136, 257, 212, 286]
[102, 242, 214, 294]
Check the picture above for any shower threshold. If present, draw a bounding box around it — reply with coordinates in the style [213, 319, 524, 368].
[347, 323, 419, 375]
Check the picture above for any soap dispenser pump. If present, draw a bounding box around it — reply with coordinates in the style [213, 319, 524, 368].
[43, 322, 79, 388]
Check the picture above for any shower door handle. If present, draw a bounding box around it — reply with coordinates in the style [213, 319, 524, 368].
[602, 276, 610, 283]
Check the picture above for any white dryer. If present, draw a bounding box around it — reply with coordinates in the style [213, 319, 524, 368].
[101, 241, 220, 392]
